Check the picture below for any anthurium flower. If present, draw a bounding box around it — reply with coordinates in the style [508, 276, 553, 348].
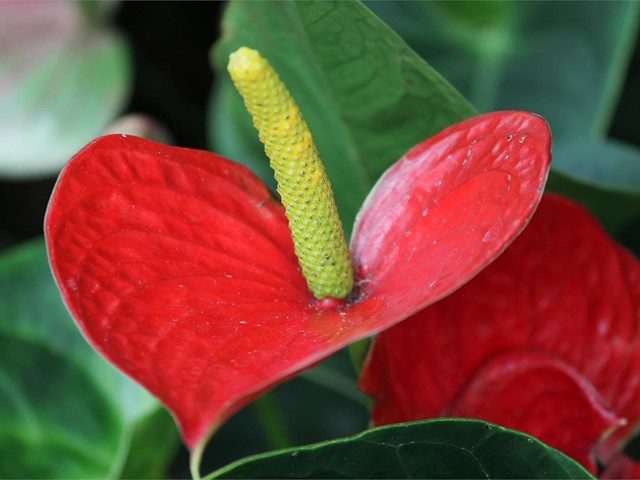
[45, 47, 550, 473]
[359, 194, 640, 476]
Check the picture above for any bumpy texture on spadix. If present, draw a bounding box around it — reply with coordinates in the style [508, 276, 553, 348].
[45, 111, 550, 457]
[359, 194, 640, 475]
[228, 47, 353, 299]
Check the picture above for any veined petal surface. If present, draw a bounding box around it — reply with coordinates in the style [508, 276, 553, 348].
[352, 111, 551, 318]
[46, 135, 314, 448]
[46, 111, 551, 453]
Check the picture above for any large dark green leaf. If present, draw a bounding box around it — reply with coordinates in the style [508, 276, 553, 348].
[0, 240, 177, 478]
[0, 1, 131, 178]
[210, 0, 476, 230]
[207, 419, 592, 479]
[366, 1, 640, 229]
[368, 1, 639, 140]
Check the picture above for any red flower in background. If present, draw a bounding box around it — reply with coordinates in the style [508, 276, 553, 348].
[45, 111, 550, 457]
[359, 194, 640, 477]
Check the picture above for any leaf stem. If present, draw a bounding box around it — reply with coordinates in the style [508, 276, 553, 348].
[300, 360, 367, 405]
[252, 392, 295, 451]
[189, 441, 204, 480]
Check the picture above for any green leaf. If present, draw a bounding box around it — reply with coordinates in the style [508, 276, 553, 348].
[0, 1, 132, 178]
[546, 139, 640, 233]
[0, 333, 122, 478]
[210, 0, 476, 231]
[208, 80, 274, 190]
[368, 1, 640, 140]
[553, 139, 640, 195]
[0, 240, 176, 478]
[366, 1, 640, 227]
[207, 419, 592, 479]
[118, 408, 180, 479]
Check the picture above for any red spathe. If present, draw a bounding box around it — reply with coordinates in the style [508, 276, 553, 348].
[359, 194, 640, 474]
[45, 111, 550, 451]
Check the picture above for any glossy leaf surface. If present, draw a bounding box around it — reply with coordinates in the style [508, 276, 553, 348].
[546, 139, 640, 233]
[368, 1, 639, 139]
[211, 0, 477, 229]
[360, 194, 640, 473]
[45, 111, 549, 457]
[367, 1, 640, 232]
[208, 419, 592, 479]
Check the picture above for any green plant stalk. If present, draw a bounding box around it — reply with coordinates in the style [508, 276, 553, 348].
[252, 393, 295, 451]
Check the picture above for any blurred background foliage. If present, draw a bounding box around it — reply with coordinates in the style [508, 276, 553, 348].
[0, 1, 639, 478]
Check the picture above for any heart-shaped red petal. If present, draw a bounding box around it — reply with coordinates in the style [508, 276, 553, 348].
[45, 135, 314, 448]
[352, 111, 550, 316]
[45, 111, 550, 453]
[359, 194, 640, 473]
